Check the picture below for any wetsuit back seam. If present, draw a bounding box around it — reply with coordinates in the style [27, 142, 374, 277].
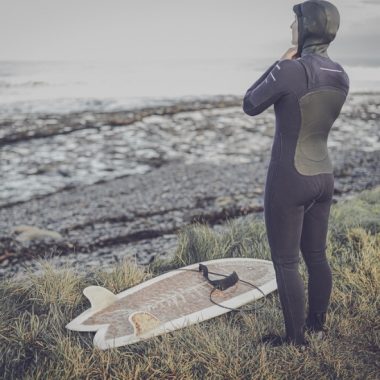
[299, 86, 347, 99]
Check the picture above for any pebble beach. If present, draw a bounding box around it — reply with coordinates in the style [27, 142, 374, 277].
[1, 91, 379, 278]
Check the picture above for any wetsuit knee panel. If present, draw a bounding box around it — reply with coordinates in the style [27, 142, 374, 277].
[301, 246, 328, 265]
[272, 255, 301, 267]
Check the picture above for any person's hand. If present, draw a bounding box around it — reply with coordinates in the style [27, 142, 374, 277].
[280, 47, 299, 60]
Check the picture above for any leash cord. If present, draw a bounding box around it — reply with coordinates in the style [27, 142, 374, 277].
[174, 268, 267, 313]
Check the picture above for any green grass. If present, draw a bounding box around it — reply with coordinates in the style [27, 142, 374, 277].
[1, 186, 379, 379]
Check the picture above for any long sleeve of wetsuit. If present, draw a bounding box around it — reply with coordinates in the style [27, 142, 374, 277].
[243, 59, 296, 116]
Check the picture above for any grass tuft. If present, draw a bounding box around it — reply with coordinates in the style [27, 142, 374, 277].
[0, 186, 379, 379]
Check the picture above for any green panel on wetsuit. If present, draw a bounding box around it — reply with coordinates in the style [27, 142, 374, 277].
[294, 89, 346, 176]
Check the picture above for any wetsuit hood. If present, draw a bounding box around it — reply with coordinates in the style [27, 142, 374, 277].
[293, 0, 340, 58]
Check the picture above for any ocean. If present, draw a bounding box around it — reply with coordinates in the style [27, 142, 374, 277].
[1, 58, 379, 207]
[1, 58, 379, 115]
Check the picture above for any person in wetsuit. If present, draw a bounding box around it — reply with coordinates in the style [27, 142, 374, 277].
[242, 0, 350, 348]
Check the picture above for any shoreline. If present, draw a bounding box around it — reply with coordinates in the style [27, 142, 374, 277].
[1, 92, 379, 278]
[1, 92, 379, 207]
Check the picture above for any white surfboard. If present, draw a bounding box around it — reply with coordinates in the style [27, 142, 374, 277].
[66, 257, 277, 349]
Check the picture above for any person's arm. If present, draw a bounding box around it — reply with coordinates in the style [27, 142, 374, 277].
[245, 60, 280, 93]
[242, 59, 296, 116]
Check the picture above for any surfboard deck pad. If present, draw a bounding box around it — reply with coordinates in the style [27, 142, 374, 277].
[66, 257, 277, 349]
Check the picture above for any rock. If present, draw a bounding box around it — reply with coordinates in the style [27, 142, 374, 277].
[10, 225, 63, 243]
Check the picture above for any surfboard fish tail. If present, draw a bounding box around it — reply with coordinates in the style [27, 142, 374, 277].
[83, 285, 117, 311]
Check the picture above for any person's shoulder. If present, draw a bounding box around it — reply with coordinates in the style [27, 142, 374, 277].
[306, 55, 350, 93]
[333, 61, 350, 92]
[324, 57, 347, 72]
[322, 57, 350, 86]
[274, 58, 304, 78]
[277, 58, 304, 70]
[265, 59, 304, 89]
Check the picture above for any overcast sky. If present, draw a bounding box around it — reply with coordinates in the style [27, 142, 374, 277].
[1, 0, 380, 65]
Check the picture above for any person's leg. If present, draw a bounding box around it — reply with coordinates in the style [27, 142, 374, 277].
[300, 185, 333, 319]
[264, 186, 307, 345]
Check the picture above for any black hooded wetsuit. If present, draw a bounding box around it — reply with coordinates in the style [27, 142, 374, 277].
[242, 0, 350, 344]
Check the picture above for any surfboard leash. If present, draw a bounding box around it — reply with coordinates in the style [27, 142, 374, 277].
[175, 263, 268, 313]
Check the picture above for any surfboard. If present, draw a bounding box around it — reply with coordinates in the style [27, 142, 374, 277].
[66, 257, 277, 349]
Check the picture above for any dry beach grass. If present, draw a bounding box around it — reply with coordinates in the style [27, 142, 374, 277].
[0, 186, 379, 379]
